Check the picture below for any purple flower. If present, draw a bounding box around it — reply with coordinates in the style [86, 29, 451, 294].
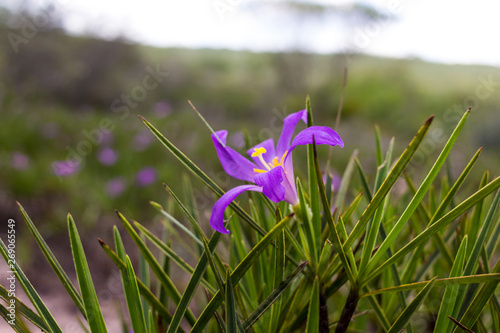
[98, 147, 118, 165]
[11, 152, 30, 170]
[52, 160, 80, 177]
[136, 167, 157, 186]
[210, 109, 344, 234]
[106, 177, 126, 197]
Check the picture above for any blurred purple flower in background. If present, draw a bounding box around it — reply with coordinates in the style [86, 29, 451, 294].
[52, 159, 80, 177]
[11, 152, 30, 170]
[106, 177, 126, 197]
[153, 100, 172, 118]
[98, 147, 118, 165]
[133, 129, 154, 151]
[136, 167, 157, 186]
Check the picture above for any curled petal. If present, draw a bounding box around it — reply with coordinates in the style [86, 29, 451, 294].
[210, 185, 263, 234]
[288, 126, 344, 158]
[212, 130, 257, 182]
[254, 167, 286, 203]
[276, 110, 308, 157]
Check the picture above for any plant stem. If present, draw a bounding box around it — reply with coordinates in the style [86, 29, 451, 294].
[319, 292, 329, 333]
[335, 288, 359, 333]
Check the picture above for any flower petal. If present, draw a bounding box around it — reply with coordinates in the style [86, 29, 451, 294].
[288, 126, 344, 156]
[254, 167, 286, 203]
[276, 110, 308, 156]
[247, 138, 276, 166]
[212, 130, 257, 182]
[210, 185, 263, 234]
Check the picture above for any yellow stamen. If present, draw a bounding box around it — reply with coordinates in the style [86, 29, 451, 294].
[280, 151, 288, 166]
[252, 147, 272, 171]
[251, 148, 288, 174]
[251, 147, 267, 157]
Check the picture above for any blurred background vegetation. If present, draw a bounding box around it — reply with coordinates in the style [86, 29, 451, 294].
[1, 3, 499, 266]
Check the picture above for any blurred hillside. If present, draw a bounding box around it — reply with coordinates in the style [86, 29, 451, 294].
[1, 6, 499, 246]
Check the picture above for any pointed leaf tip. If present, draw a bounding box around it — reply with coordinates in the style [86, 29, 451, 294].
[97, 238, 105, 246]
[149, 201, 162, 210]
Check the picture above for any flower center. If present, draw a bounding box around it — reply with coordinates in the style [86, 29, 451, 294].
[251, 147, 288, 174]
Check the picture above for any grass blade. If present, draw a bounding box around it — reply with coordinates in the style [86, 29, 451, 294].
[97, 239, 174, 326]
[0, 238, 63, 333]
[269, 228, 285, 332]
[387, 277, 437, 333]
[305, 276, 320, 333]
[296, 178, 315, 266]
[434, 236, 468, 332]
[0, 304, 30, 333]
[313, 138, 356, 285]
[225, 268, 241, 333]
[17, 202, 85, 318]
[454, 259, 500, 331]
[361, 273, 500, 297]
[68, 214, 107, 332]
[0, 284, 48, 332]
[306, 98, 321, 265]
[243, 260, 307, 330]
[150, 200, 202, 246]
[113, 227, 146, 333]
[124, 255, 148, 333]
[202, 236, 225, 296]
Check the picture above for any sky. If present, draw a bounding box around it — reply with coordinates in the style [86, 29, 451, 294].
[7, 0, 500, 67]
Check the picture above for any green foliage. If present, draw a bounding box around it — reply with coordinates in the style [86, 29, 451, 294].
[1, 97, 499, 332]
